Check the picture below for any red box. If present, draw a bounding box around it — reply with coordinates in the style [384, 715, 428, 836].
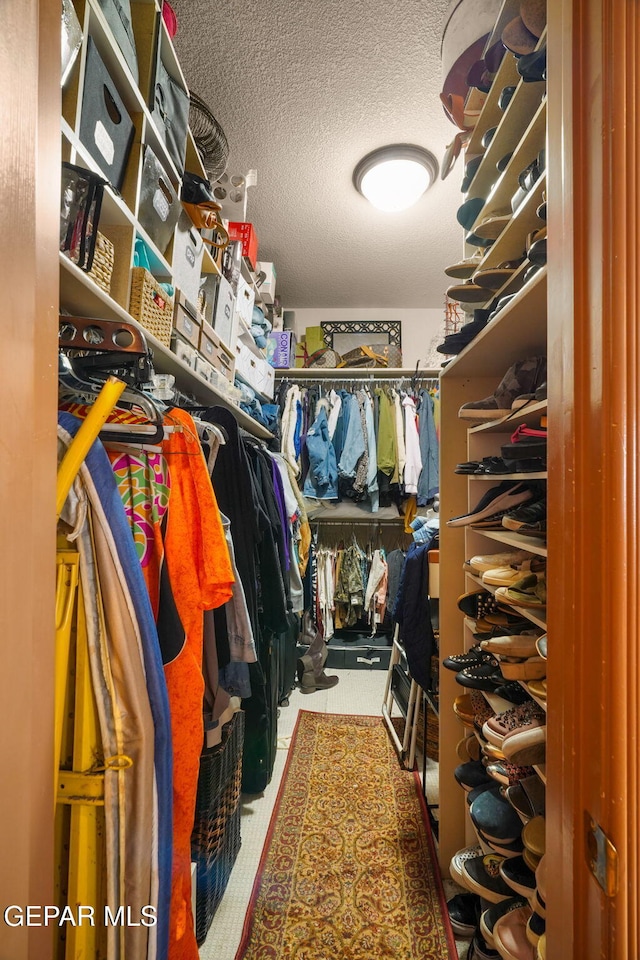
[228, 221, 258, 269]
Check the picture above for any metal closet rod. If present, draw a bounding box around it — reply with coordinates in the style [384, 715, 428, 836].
[275, 367, 440, 384]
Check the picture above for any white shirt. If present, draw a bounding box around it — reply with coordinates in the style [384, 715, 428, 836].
[402, 395, 422, 494]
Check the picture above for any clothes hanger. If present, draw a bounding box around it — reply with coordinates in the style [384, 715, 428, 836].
[58, 354, 166, 444]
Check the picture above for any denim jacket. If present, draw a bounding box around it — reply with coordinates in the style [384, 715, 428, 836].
[337, 394, 366, 478]
[303, 406, 338, 499]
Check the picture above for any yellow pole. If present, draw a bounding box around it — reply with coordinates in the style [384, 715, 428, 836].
[56, 376, 126, 519]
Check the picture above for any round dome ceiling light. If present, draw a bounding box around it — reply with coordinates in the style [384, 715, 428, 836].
[353, 144, 439, 212]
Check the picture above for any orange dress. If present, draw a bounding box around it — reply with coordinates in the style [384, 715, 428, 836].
[162, 409, 234, 960]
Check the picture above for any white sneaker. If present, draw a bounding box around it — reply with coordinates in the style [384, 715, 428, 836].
[466, 550, 532, 574]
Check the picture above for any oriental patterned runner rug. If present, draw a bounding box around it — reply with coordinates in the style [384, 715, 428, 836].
[236, 711, 455, 960]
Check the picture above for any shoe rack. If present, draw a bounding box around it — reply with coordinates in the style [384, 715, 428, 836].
[60, 0, 272, 440]
[437, 0, 548, 919]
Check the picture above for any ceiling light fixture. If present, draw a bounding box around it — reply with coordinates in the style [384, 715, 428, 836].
[353, 144, 439, 213]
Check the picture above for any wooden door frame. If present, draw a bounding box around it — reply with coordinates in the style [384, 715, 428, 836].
[547, 2, 640, 957]
[0, 1, 59, 956]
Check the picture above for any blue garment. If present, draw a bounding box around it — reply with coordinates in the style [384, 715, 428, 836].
[303, 406, 338, 499]
[392, 538, 437, 692]
[364, 393, 379, 512]
[293, 398, 303, 459]
[58, 413, 172, 960]
[337, 394, 366, 478]
[417, 390, 439, 505]
[331, 389, 351, 463]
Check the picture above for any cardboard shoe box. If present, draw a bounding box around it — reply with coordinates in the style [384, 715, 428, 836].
[173, 290, 201, 348]
[199, 320, 235, 382]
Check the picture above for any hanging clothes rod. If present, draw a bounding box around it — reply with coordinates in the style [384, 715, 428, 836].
[275, 366, 440, 380]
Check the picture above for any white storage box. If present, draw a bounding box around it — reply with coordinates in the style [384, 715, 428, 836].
[236, 275, 255, 328]
[234, 341, 274, 399]
[171, 212, 204, 306]
[212, 274, 237, 348]
[256, 260, 276, 304]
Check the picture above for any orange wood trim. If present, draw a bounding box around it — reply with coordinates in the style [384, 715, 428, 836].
[0, 1, 59, 957]
[548, 2, 640, 957]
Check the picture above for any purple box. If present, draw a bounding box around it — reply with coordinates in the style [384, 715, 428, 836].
[266, 330, 297, 368]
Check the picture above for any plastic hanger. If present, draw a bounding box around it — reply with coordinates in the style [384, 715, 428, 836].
[58, 354, 165, 444]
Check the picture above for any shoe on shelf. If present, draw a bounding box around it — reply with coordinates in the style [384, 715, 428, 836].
[493, 681, 536, 705]
[477, 830, 525, 859]
[481, 556, 546, 586]
[522, 816, 546, 860]
[526, 911, 546, 949]
[526, 678, 547, 700]
[461, 853, 514, 903]
[468, 929, 502, 960]
[467, 781, 503, 807]
[443, 643, 486, 671]
[447, 892, 482, 939]
[456, 662, 505, 692]
[493, 905, 536, 960]
[502, 723, 547, 765]
[454, 758, 493, 792]
[502, 496, 547, 533]
[505, 774, 546, 822]
[450, 843, 484, 886]
[467, 550, 533, 574]
[485, 760, 536, 787]
[458, 357, 547, 420]
[483, 701, 546, 747]
[537, 933, 546, 960]
[495, 574, 547, 608]
[535, 634, 547, 659]
[457, 589, 503, 618]
[447, 481, 536, 528]
[480, 632, 541, 658]
[499, 854, 537, 897]
[480, 897, 529, 949]
[470, 789, 525, 844]
[501, 423, 547, 460]
[497, 656, 547, 681]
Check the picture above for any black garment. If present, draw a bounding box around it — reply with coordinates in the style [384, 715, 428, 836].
[203, 407, 271, 792]
[385, 548, 406, 621]
[392, 540, 436, 692]
[244, 441, 289, 632]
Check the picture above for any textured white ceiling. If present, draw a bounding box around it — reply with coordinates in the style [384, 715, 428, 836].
[172, 0, 463, 309]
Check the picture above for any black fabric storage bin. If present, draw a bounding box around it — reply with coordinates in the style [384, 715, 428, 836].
[137, 146, 181, 254]
[151, 55, 189, 175]
[79, 37, 135, 191]
[96, 0, 138, 82]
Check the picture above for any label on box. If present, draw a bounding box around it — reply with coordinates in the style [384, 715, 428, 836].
[94, 120, 115, 165]
[153, 187, 170, 221]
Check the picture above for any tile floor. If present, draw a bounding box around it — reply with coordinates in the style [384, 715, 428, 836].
[199, 668, 464, 960]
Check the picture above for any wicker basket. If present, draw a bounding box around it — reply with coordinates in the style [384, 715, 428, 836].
[128, 267, 174, 346]
[87, 231, 114, 295]
[192, 710, 245, 944]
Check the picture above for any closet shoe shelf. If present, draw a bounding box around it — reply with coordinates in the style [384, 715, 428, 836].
[469, 401, 547, 435]
[466, 573, 547, 630]
[59, 255, 273, 440]
[469, 472, 547, 480]
[469, 529, 547, 558]
[444, 268, 547, 377]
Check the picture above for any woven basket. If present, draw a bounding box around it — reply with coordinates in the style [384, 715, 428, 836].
[87, 231, 114, 295]
[194, 804, 242, 945]
[128, 267, 174, 346]
[192, 711, 245, 943]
